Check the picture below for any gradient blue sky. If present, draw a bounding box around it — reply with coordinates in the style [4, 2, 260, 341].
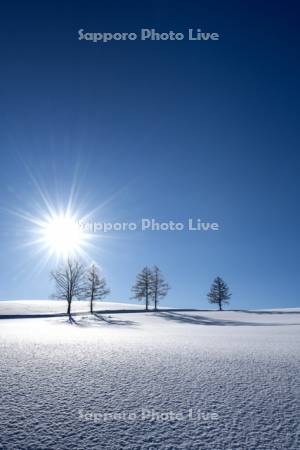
[0, 0, 299, 308]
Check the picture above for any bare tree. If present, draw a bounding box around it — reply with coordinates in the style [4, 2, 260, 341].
[51, 258, 85, 317]
[151, 266, 170, 311]
[131, 266, 153, 311]
[207, 276, 231, 311]
[84, 264, 110, 314]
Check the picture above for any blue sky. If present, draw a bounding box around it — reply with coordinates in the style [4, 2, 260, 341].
[0, 0, 299, 308]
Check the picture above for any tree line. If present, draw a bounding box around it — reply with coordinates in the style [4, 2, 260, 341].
[50, 258, 231, 316]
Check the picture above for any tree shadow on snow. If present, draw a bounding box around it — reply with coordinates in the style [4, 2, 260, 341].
[70, 315, 137, 328]
[234, 310, 300, 315]
[154, 311, 299, 327]
[68, 315, 78, 325]
[56, 314, 137, 328]
[93, 313, 137, 327]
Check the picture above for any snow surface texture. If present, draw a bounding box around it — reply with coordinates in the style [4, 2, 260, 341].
[0, 300, 143, 315]
[0, 301, 299, 450]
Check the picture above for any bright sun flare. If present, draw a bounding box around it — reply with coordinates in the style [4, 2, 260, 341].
[42, 214, 85, 257]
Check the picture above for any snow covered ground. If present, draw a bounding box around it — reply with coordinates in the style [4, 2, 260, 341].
[0, 299, 144, 315]
[0, 301, 299, 449]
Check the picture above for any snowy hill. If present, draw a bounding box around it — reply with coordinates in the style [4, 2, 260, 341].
[0, 299, 144, 316]
[0, 301, 299, 449]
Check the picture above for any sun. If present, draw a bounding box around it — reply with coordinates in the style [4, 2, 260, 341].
[41, 213, 86, 258]
[8, 173, 107, 271]
[14, 203, 95, 271]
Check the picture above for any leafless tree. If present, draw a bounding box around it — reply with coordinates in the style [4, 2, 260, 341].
[51, 258, 85, 317]
[151, 266, 170, 311]
[131, 266, 153, 311]
[84, 264, 110, 313]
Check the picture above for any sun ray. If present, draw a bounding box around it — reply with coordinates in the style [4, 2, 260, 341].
[3, 154, 136, 280]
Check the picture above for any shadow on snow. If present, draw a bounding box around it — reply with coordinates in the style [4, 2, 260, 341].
[154, 311, 299, 327]
[65, 313, 137, 328]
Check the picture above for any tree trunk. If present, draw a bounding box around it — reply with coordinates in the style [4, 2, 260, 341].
[145, 293, 149, 311]
[67, 300, 71, 315]
[219, 301, 222, 311]
[90, 295, 93, 314]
